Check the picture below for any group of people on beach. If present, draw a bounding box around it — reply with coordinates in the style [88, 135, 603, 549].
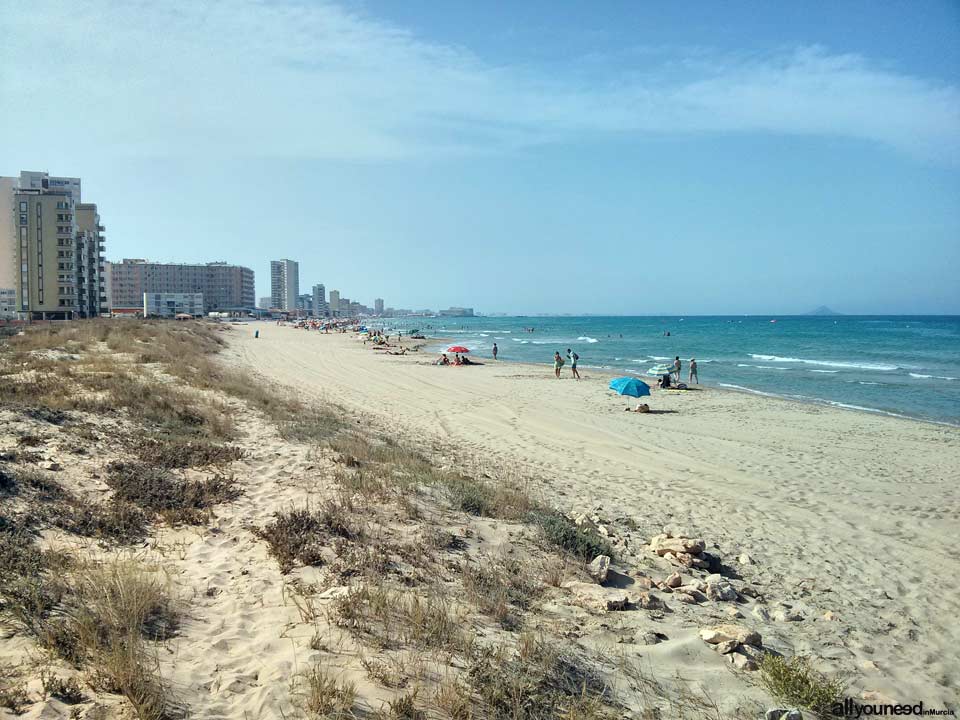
[435, 353, 475, 366]
[552, 349, 581, 380]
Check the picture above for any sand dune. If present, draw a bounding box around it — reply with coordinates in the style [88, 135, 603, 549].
[227, 323, 960, 707]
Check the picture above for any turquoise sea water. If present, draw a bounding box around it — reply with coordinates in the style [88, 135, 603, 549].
[375, 316, 960, 426]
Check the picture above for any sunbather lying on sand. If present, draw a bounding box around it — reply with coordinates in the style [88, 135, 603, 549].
[625, 403, 650, 413]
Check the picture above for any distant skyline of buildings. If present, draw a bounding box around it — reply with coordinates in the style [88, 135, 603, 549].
[1, 169, 471, 321]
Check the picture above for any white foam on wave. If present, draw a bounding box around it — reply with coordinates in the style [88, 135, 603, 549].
[909, 373, 932, 379]
[511, 338, 528, 344]
[809, 369, 839, 374]
[750, 354, 897, 371]
[648, 355, 670, 361]
[909, 373, 958, 381]
[577, 336, 599, 343]
[738, 364, 788, 371]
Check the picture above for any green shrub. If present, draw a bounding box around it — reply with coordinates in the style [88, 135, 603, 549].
[759, 654, 845, 716]
[527, 510, 614, 561]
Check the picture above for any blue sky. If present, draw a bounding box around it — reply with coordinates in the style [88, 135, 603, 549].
[1, 0, 958, 314]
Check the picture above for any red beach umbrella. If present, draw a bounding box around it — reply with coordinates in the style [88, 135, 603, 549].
[447, 345, 470, 354]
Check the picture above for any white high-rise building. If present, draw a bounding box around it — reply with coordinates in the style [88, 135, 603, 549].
[328, 289, 340, 316]
[270, 259, 299, 312]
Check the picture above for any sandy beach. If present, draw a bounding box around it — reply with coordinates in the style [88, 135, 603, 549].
[227, 323, 960, 707]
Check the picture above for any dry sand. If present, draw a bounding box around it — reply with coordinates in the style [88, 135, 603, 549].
[225, 322, 960, 708]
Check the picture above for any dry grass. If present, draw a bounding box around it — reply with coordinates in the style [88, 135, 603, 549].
[461, 556, 542, 630]
[463, 636, 614, 720]
[333, 585, 469, 654]
[292, 666, 357, 719]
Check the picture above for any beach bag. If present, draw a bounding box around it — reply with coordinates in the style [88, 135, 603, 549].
[572, 352, 579, 361]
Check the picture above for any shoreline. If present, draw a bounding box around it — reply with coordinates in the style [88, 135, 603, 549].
[405, 331, 958, 428]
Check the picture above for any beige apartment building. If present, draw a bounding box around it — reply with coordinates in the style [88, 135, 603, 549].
[4, 171, 106, 320]
[14, 188, 80, 319]
[108, 259, 255, 313]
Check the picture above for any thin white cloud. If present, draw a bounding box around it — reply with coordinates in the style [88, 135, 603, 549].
[1, 0, 957, 162]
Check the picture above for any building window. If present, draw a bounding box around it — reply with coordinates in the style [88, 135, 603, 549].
[19, 201, 27, 212]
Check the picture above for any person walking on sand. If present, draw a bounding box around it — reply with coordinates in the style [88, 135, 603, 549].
[553, 351, 564, 379]
[492, 343, 498, 361]
[672, 356, 682, 384]
[566, 348, 580, 380]
[689, 357, 698, 384]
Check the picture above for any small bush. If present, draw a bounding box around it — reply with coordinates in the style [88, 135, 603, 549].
[0, 683, 31, 713]
[528, 510, 614, 561]
[759, 654, 845, 717]
[106, 461, 240, 525]
[256, 502, 363, 573]
[293, 666, 356, 719]
[135, 435, 245, 469]
[54, 497, 150, 543]
[40, 671, 86, 704]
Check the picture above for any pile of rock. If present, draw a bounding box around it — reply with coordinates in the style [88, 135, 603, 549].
[698, 624, 765, 671]
[649, 529, 710, 569]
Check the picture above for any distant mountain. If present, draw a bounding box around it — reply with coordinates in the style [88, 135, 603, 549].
[806, 305, 841, 316]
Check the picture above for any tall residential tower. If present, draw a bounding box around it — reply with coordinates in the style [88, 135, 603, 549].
[270, 259, 299, 312]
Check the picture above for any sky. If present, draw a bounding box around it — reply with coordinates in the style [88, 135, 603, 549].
[1, 0, 958, 315]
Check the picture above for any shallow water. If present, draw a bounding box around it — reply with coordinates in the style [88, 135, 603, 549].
[375, 315, 960, 425]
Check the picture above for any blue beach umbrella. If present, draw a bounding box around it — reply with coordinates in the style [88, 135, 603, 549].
[609, 376, 651, 398]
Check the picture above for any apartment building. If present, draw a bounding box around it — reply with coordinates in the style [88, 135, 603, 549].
[108, 260, 254, 313]
[374, 298, 384, 315]
[75, 203, 107, 318]
[328, 290, 340, 316]
[312, 284, 326, 317]
[270, 259, 298, 312]
[3, 171, 106, 320]
[144, 292, 204, 318]
[0, 288, 16, 319]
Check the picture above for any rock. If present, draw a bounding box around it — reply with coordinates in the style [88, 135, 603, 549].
[674, 592, 697, 604]
[706, 579, 738, 601]
[705, 573, 723, 584]
[639, 632, 663, 645]
[822, 611, 839, 621]
[726, 607, 743, 618]
[42, 460, 61, 471]
[739, 552, 755, 565]
[564, 582, 630, 612]
[650, 534, 706, 556]
[665, 572, 682, 588]
[773, 607, 804, 622]
[765, 710, 802, 720]
[597, 524, 610, 538]
[573, 513, 596, 530]
[636, 591, 665, 610]
[729, 652, 759, 671]
[713, 639, 739, 654]
[751, 605, 771, 621]
[699, 624, 762, 647]
[739, 584, 760, 598]
[662, 525, 692, 539]
[633, 575, 655, 590]
[587, 555, 611, 583]
[318, 586, 351, 600]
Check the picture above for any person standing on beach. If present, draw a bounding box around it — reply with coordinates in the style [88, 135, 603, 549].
[672, 356, 682, 384]
[492, 343, 498, 361]
[554, 351, 564, 379]
[566, 348, 580, 380]
[689, 358, 698, 384]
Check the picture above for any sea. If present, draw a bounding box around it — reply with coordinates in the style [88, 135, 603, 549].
[372, 315, 960, 426]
